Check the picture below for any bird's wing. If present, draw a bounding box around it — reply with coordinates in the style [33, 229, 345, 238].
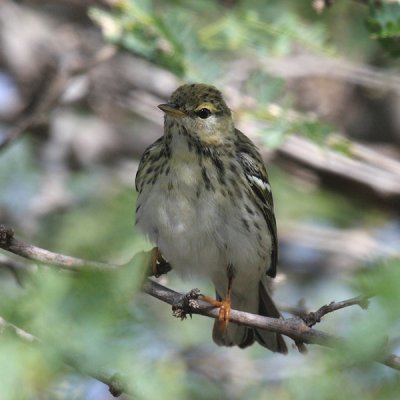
[235, 129, 278, 277]
[135, 136, 164, 192]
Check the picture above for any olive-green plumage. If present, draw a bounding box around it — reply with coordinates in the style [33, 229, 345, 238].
[169, 83, 231, 115]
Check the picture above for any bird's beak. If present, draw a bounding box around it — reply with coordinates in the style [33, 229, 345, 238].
[158, 103, 186, 118]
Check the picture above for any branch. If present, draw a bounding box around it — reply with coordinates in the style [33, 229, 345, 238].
[1, 225, 399, 373]
[0, 225, 116, 270]
[279, 295, 372, 327]
[143, 280, 333, 344]
[297, 295, 371, 327]
[143, 281, 398, 371]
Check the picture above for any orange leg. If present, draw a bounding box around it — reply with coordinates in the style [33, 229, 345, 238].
[200, 273, 233, 333]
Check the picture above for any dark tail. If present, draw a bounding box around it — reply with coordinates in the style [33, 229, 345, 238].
[254, 279, 287, 353]
[212, 279, 288, 353]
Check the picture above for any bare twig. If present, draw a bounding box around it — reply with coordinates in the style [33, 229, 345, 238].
[0, 225, 399, 372]
[384, 353, 400, 371]
[301, 296, 371, 327]
[143, 280, 335, 346]
[0, 225, 115, 270]
[280, 295, 371, 321]
[143, 280, 399, 371]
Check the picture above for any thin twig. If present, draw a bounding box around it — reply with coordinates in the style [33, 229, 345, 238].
[301, 295, 371, 327]
[143, 280, 335, 345]
[0, 225, 115, 270]
[143, 280, 399, 371]
[0, 226, 399, 373]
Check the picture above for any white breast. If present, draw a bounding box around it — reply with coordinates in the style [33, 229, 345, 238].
[136, 156, 272, 299]
[137, 159, 219, 275]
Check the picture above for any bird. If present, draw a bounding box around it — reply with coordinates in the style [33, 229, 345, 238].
[135, 83, 287, 353]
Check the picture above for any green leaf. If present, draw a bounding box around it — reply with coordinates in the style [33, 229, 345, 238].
[89, 3, 186, 76]
[366, 1, 400, 57]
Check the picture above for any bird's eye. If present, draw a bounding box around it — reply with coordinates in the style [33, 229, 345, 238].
[195, 108, 212, 119]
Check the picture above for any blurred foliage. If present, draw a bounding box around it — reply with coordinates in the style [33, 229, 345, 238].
[1, 0, 400, 399]
[247, 103, 335, 148]
[271, 165, 387, 228]
[90, 0, 336, 145]
[356, 258, 400, 317]
[90, 1, 186, 77]
[90, 0, 400, 152]
[367, 1, 400, 57]
[90, 0, 333, 78]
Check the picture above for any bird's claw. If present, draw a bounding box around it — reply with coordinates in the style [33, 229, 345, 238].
[172, 288, 201, 320]
[198, 294, 231, 333]
[0, 225, 14, 245]
[149, 247, 171, 277]
[217, 298, 231, 333]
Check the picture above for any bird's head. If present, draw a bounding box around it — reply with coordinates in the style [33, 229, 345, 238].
[158, 83, 234, 146]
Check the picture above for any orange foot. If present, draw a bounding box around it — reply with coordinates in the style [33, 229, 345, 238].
[200, 295, 231, 333]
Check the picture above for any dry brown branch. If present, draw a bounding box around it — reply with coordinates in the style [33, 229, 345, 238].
[279, 295, 371, 320]
[143, 280, 336, 346]
[0, 225, 399, 375]
[0, 225, 115, 270]
[143, 281, 399, 371]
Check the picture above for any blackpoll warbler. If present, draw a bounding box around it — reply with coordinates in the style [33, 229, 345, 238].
[135, 84, 287, 353]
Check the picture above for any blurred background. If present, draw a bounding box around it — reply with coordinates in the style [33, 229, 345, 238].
[0, 0, 400, 399]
